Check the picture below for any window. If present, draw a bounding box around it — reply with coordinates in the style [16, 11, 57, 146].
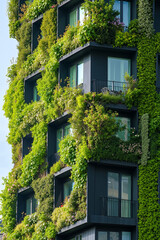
[115, 117, 130, 141]
[113, 0, 131, 29]
[69, 6, 85, 27]
[56, 124, 71, 151]
[26, 196, 37, 215]
[98, 231, 131, 240]
[63, 179, 74, 200]
[108, 57, 131, 92]
[70, 62, 84, 88]
[33, 85, 40, 102]
[70, 235, 82, 240]
[107, 172, 131, 218]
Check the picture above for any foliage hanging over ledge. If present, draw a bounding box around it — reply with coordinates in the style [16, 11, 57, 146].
[2, 0, 160, 239]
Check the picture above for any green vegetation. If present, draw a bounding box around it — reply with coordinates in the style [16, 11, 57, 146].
[1, 0, 160, 239]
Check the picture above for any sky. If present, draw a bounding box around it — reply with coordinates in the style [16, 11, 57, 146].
[0, 1, 18, 192]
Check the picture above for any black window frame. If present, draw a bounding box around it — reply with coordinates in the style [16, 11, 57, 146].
[69, 61, 84, 88]
[107, 56, 132, 93]
[113, 0, 132, 28]
[56, 123, 71, 152]
[54, 167, 72, 208]
[68, 3, 85, 27]
[96, 229, 132, 240]
[106, 169, 133, 218]
[17, 187, 37, 223]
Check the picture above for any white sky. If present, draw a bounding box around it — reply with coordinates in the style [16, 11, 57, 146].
[0, 1, 18, 192]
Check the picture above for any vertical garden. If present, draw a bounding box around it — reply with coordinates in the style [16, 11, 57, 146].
[1, 0, 160, 239]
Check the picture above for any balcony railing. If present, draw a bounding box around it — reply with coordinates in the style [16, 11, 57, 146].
[100, 197, 136, 218]
[91, 79, 127, 93]
[108, 81, 127, 92]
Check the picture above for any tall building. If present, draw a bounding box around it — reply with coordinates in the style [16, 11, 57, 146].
[1, 0, 160, 239]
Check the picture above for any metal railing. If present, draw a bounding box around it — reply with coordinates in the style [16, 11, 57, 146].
[100, 197, 136, 218]
[91, 79, 127, 93]
[108, 81, 127, 92]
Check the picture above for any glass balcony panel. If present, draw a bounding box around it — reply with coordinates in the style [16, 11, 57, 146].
[98, 231, 108, 240]
[108, 198, 119, 217]
[122, 232, 131, 240]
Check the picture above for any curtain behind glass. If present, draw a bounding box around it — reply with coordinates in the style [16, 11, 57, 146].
[108, 57, 131, 91]
[98, 231, 108, 240]
[26, 198, 32, 215]
[70, 65, 76, 88]
[121, 175, 131, 217]
[122, 232, 131, 240]
[108, 172, 119, 216]
[64, 124, 71, 136]
[69, 9, 77, 27]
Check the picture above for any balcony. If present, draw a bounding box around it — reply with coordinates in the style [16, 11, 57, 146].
[92, 79, 127, 93]
[100, 197, 136, 219]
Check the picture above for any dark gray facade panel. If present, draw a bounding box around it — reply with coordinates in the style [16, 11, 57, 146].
[83, 55, 91, 93]
[153, 0, 160, 33]
[91, 51, 107, 92]
[82, 228, 96, 240]
[156, 54, 160, 93]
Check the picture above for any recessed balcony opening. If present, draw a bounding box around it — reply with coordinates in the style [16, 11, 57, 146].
[17, 187, 37, 223]
[47, 113, 71, 171]
[24, 69, 42, 104]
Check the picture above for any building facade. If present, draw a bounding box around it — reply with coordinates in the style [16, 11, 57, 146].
[1, 0, 160, 239]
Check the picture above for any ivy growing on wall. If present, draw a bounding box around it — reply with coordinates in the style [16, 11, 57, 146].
[2, 0, 160, 239]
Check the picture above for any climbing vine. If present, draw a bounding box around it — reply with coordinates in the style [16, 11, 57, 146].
[1, 0, 160, 239]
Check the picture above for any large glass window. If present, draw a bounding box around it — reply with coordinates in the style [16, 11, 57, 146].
[107, 172, 131, 218]
[26, 196, 37, 215]
[113, 0, 131, 29]
[98, 231, 131, 240]
[108, 172, 119, 216]
[69, 6, 85, 27]
[63, 180, 74, 200]
[56, 124, 71, 151]
[70, 63, 84, 88]
[108, 57, 131, 92]
[115, 117, 131, 141]
[69, 9, 78, 27]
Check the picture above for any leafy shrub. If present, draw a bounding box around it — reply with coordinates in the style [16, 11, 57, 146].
[15, 21, 32, 69]
[32, 174, 54, 216]
[50, 160, 65, 175]
[59, 135, 76, 166]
